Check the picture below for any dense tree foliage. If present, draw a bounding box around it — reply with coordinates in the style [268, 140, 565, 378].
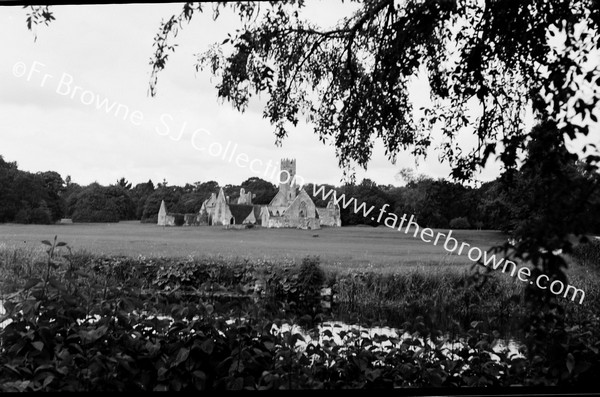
[143, 1, 599, 181]
[240, 177, 278, 205]
[69, 183, 121, 223]
[25, 1, 599, 176]
[130, 180, 156, 219]
[0, 155, 64, 224]
[2, 153, 599, 232]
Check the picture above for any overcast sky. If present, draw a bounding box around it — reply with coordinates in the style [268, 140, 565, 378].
[1, 2, 516, 188]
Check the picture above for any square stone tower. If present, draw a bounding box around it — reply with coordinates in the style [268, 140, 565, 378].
[279, 158, 297, 202]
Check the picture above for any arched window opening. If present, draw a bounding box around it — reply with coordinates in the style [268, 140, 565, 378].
[299, 201, 307, 218]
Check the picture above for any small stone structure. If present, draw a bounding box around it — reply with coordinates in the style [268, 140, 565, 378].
[157, 200, 175, 226]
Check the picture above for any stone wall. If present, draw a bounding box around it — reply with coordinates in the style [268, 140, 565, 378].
[237, 188, 254, 205]
[184, 213, 202, 226]
[285, 190, 317, 219]
[267, 216, 320, 230]
[213, 195, 234, 225]
[157, 200, 176, 226]
[159, 214, 176, 227]
[268, 190, 290, 216]
[316, 207, 341, 227]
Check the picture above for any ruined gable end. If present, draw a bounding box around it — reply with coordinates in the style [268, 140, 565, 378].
[317, 197, 342, 227]
[157, 200, 169, 226]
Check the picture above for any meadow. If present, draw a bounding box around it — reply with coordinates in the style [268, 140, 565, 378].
[1, 223, 599, 390]
[0, 222, 508, 273]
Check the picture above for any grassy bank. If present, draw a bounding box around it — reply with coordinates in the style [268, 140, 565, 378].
[1, 242, 597, 335]
[1, 241, 599, 391]
[0, 223, 508, 270]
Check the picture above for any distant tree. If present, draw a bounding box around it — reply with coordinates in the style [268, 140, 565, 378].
[71, 183, 121, 223]
[38, 171, 65, 221]
[179, 191, 205, 213]
[182, 183, 196, 194]
[63, 182, 83, 218]
[142, 185, 184, 223]
[116, 177, 132, 190]
[391, 177, 431, 223]
[0, 156, 19, 222]
[0, 167, 63, 224]
[0, 155, 17, 170]
[13, 207, 30, 224]
[28, 200, 53, 225]
[449, 216, 471, 230]
[338, 179, 392, 226]
[193, 181, 220, 203]
[395, 168, 428, 186]
[158, 178, 168, 189]
[131, 180, 155, 219]
[223, 184, 241, 203]
[240, 177, 277, 205]
[304, 182, 336, 207]
[475, 180, 511, 231]
[106, 185, 136, 220]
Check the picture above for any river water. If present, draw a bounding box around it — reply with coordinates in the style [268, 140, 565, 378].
[0, 299, 525, 365]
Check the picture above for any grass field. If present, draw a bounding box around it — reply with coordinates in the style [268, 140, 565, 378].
[0, 222, 509, 273]
[0, 222, 598, 325]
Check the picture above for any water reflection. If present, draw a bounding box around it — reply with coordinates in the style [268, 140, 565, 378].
[271, 321, 525, 362]
[0, 298, 525, 365]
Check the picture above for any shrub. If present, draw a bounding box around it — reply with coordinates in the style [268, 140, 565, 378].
[13, 208, 30, 224]
[70, 184, 121, 223]
[29, 206, 52, 225]
[12, 205, 52, 225]
[297, 256, 325, 313]
[449, 217, 471, 229]
[141, 215, 158, 224]
[428, 214, 449, 229]
[72, 208, 120, 223]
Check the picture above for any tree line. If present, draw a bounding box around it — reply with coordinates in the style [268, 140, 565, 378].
[1, 152, 598, 234]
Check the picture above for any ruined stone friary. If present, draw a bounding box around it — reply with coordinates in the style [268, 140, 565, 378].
[157, 159, 341, 229]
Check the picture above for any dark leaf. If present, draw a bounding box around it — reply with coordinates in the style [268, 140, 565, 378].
[173, 347, 190, 367]
[200, 339, 214, 354]
[23, 278, 42, 290]
[230, 377, 244, 390]
[42, 375, 54, 389]
[49, 278, 66, 291]
[31, 341, 44, 351]
[566, 353, 575, 374]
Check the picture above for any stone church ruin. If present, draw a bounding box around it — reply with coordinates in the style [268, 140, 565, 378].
[157, 159, 341, 229]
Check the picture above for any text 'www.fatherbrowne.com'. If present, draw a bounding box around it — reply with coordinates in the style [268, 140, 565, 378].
[312, 184, 586, 304]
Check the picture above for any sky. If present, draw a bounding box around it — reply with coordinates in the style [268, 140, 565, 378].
[0, 2, 545, 188]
